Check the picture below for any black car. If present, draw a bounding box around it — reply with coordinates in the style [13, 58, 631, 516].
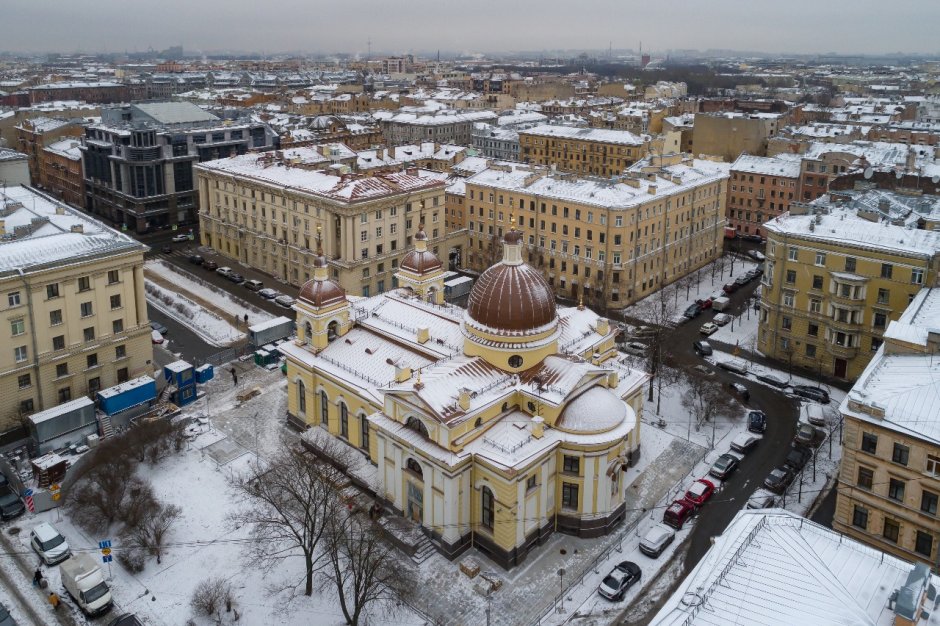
[0, 485, 24, 521]
[785, 444, 812, 471]
[227, 273, 246, 284]
[747, 410, 767, 433]
[741, 234, 765, 243]
[203, 260, 219, 271]
[728, 382, 750, 402]
[188, 254, 204, 265]
[161, 245, 172, 254]
[708, 453, 739, 480]
[693, 340, 713, 356]
[597, 561, 642, 601]
[764, 466, 794, 493]
[683, 304, 702, 319]
[793, 385, 830, 404]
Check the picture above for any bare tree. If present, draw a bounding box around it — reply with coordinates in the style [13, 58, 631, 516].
[229, 443, 344, 597]
[322, 508, 413, 626]
[681, 370, 737, 448]
[65, 442, 137, 532]
[125, 501, 181, 564]
[633, 283, 679, 403]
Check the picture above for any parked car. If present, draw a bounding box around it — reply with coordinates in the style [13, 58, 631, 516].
[712, 313, 731, 326]
[734, 275, 750, 287]
[747, 410, 767, 433]
[708, 453, 739, 480]
[244, 279, 264, 291]
[160, 245, 172, 254]
[683, 478, 716, 509]
[804, 403, 828, 427]
[109, 615, 144, 626]
[722, 282, 739, 294]
[683, 303, 702, 319]
[171, 233, 189, 243]
[718, 360, 749, 375]
[188, 254, 204, 265]
[785, 444, 812, 471]
[695, 298, 713, 310]
[756, 373, 788, 388]
[149, 321, 168, 335]
[712, 296, 731, 311]
[0, 484, 24, 520]
[746, 489, 778, 509]
[597, 561, 642, 601]
[745, 269, 760, 281]
[227, 273, 245, 284]
[258, 288, 280, 300]
[730, 432, 762, 454]
[151, 330, 164, 345]
[215, 266, 232, 278]
[0, 601, 15, 626]
[764, 466, 794, 494]
[793, 385, 830, 404]
[741, 234, 765, 243]
[699, 322, 718, 336]
[275, 295, 295, 308]
[728, 381, 750, 402]
[795, 422, 821, 446]
[692, 340, 712, 356]
[692, 364, 714, 377]
[663, 499, 696, 530]
[622, 341, 647, 357]
[638, 524, 676, 558]
[203, 260, 218, 271]
[747, 250, 766, 261]
[31, 522, 71, 565]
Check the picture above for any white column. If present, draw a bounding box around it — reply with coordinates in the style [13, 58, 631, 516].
[392, 445, 403, 509]
[516, 479, 525, 546]
[423, 467, 433, 528]
[375, 436, 386, 494]
[442, 475, 460, 544]
[583, 456, 595, 514]
[597, 458, 610, 514]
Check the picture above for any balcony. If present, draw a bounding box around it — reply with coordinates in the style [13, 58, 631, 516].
[826, 342, 858, 359]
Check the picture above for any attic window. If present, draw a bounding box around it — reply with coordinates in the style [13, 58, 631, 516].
[475, 417, 483, 428]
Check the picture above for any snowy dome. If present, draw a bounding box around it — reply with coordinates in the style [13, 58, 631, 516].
[399, 227, 442, 275]
[555, 387, 628, 434]
[466, 228, 556, 334]
[298, 279, 346, 308]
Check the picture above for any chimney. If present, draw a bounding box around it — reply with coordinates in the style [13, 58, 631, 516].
[596, 318, 610, 335]
[70, 224, 84, 233]
[394, 361, 412, 383]
[376, 147, 384, 160]
[0, 220, 4, 235]
[530, 415, 544, 439]
[607, 371, 620, 388]
[416, 327, 430, 344]
[458, 388, 471, 411]
[55, 206, 66, 215]
[647, 184, 657, 195]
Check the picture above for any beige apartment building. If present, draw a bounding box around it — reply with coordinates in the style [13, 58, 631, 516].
[759, 194, 940, 381]
[692, 112, 783, 161]
[518, 125, 651, 179]
[727, 154, 801, 238]
[833, 287, 940, 568]
[463, 155, 729, 310]
[196, 148, 468, 297]
[0, 186, 152, 434]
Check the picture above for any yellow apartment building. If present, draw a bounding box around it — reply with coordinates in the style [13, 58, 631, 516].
[0, 186, 152, 434]
[518, 125, 651, 178]
[758, 194, 940, 381]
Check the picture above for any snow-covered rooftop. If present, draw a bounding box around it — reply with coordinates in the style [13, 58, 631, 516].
[520, 124, 647, 146]
[730, 154, 802, 178]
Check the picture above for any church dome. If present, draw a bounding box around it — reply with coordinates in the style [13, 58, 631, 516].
[556, 387, 628, 434]
[298, 279, 346, 308]
[399, 228, 442, 275]
[466, 227, 556, 334]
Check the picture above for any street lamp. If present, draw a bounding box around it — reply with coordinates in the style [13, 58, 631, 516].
[557, 568, 566, 614]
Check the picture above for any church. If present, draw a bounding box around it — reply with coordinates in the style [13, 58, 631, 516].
[279, 220, 649, 568]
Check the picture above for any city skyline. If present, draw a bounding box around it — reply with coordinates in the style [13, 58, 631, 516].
[2, 0, 939, 57]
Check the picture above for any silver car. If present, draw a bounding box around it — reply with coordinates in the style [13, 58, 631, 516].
[639, 524, 676, 558]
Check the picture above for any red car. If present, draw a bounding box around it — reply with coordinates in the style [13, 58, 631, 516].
[695, 298, 713, 310]
[682, 478, 716, 509]
[663, 499, 696, 530]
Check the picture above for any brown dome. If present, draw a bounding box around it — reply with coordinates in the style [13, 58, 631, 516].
[400, 249, 442, 274]
[467, 262, 556, 333]
[298, 278, 346, 308]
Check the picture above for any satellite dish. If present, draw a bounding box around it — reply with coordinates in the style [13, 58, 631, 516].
[931, 175, 939, 184]
[896, 170, 903, 180]
[863, 167, 873, 180]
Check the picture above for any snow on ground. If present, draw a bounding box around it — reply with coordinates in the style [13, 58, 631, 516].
[707, 302, 760, 351]
[145, 280, 243, 347]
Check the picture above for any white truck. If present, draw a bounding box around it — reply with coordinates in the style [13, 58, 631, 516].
[60, 553, 112, 616]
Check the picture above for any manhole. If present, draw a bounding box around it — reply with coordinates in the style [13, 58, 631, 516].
[559, 548, 567, 555]
[7, 527, 21, 536]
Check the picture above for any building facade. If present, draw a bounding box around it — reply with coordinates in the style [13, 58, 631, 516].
[758, 197, 940, 381]
[691, 112, 782, 161]
[281, 227, 648, 568]
[518, 125, 650, 179]
[81, 101, 277, 233]
[378, 109, 497, 146]
[14, 117, 84, 186]
[727, 154, 801, 238]
[0, 149, 30, 187]
[41, 140, 85, 208]
[833, 288, 940, 569]
[0, 187, 152, 434]
[196, 148, 468, 296]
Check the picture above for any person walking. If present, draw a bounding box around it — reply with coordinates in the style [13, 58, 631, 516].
[32, 568, 43, 587]
[230, 367, 238, 386]
[48, 592, 60, 611]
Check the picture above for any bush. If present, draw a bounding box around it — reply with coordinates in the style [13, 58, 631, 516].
[117, 537, 147, 573]
[190, 577, 233, 619]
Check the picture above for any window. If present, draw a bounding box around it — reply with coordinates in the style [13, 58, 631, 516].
[888, 478, 905, 502]
[117, 367, 129, 383]
[17, 374, 31, 389]
[526, 474, 537, 491]
[19, 399, 33, 413]
[77, 276, 91, 292]
[883, 518, 900, 543]
[877, 288, 889, 304]
[340, 403, 349, 438]
[788, 247, 798, 261]
[815, 252, 826, 266]
[922, 491, 938, 516]
[360, 414, 370, 450]
[320, 391, 329, 427]
[50, 309, 62, 326]
[857, 466, 873, 490]
[83, 327, 94, 342]
[115, 345, 126, 359]
[14, 345, 27, 362]
[86, 353, 98, 369]
[809, 298, 821, 313]
[80, 302, 93, 317]
[845, 257, 856, 272]
[916, 531, 933, 557]
[891, 443, 909, 466]
[88, 377, 101, 395]
[812, 275, 823, 290]
[561, 483, 579, 509]
[113, 319, 124, 334]
[871, 337, 883, 352]
[861, 432, 878, 454]
[297, 381, 306, 415]
[927, 455, 940, 477]
[481, 487, 495, 530]
[8, 291, 21, 307]
[46, 283, 60, 299]
[785, 270, 796, 284]
[107, 270, 120, 284]
[912, 268, 925, 284]
[58, 387, 71, 403]
[852, 505, 868, 530]
[10, 318, 24, 336]
[782, 316, 791, 330]
[805, 344, 816, 358]
[110, 294, 121, 310]
[508, 355, 523, 368]
[808, 323, 819, 337]
[881, 263, 893, 279]
[783, 293, 794, 307]
[56, 363, 68, 378]
[563, 455, 579, 474]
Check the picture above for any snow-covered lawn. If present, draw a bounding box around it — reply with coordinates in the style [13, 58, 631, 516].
[708, 302, 760, 351]
[145, 280, 244, 347]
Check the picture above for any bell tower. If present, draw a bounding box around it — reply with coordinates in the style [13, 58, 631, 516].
[395, 220, 446, 304]
[295, 226, 351, 351]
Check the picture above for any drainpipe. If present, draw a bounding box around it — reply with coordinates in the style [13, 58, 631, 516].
[18, 268, 44, 412]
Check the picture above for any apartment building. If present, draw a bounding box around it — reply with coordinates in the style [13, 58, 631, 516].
[463, 154, 728, 309]
[376, 109, 497, 146]
[759, 195, 940, 381]
[727, 154, 801, 238]
[692, 112, 783, 161]
[0, 149, 29, 187]
[14, 117, 85, 186]
[0, 186, 152, 434]
[41, 140, 85, 208]
[81, 101, 277, 234]
[518, 125, 650, 178]
[833, 287, 940, 568]
[195, 148, 468, 297]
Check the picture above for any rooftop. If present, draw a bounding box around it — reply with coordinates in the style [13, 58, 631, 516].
[730, 154, 802, 178]
[519, 124, 647, 146]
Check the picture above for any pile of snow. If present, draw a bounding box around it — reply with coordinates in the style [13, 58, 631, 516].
[145, 280, 243, 347]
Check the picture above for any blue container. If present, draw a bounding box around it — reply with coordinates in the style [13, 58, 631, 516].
[174, 385, 198, 407]
[164, 360, 195, 389]
[96, 376, 157, 416]
[194, 364, 214, 384]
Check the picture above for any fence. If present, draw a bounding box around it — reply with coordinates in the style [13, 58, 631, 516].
[196, 343, 252, 368]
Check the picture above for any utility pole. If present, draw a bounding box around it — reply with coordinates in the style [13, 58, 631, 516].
[485, 588, 492, 626]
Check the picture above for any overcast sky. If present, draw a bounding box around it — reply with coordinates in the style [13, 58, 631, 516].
[2, 0, 938, 56]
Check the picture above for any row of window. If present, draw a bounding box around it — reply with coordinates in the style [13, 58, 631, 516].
[18, 366, 130, 414]
[6, 271, 122, 310]
[852, 505, 934, 557]
[783, 247, 926, 284]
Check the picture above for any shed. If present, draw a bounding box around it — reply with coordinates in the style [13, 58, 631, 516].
[96, 376, 156, 416]
[164, 360, 195, 388]
[27, 397, 97, 454]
